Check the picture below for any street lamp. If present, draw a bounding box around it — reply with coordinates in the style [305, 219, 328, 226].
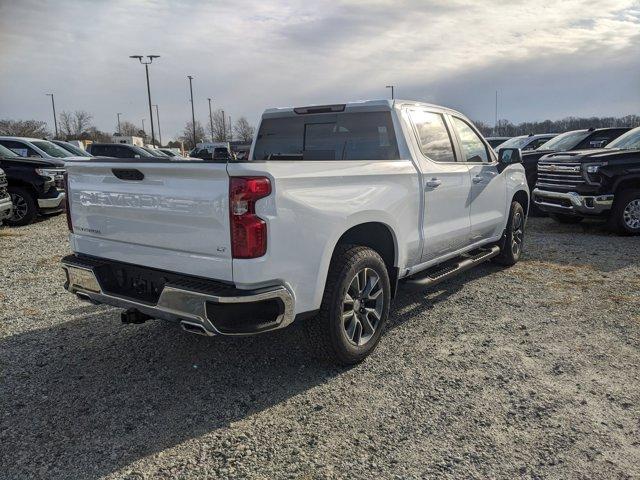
[187, 75, 196, 147]
[46, 93, 58, 138]
[153, 104, 162, 146]
[129, 55, 160, 146]
[386, 85, 395, 100]
[207, 98, 214, 142]
[117, 112, 122, 135]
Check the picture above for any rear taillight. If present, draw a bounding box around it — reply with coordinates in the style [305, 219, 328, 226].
[229, 177, 271, 258]
[63, 172, 73, 232]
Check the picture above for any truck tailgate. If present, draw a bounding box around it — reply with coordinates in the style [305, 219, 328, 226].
[67, 161, 233, 281]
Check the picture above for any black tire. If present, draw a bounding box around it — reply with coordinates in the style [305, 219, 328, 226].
[6, 187, 37, 227]
[610, 189, 640, 235]
[549, 213, 584, 224]
[493, 201, 525, 266]
[305, 245, 391, 366]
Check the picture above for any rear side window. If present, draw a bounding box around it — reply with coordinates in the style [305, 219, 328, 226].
[409, 110, 456, 162]
[252, 111, 399, 161]
[451, 117, 489, 163]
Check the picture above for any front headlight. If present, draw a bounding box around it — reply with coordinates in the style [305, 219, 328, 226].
[584, 162, 607, 174]
[35, 168, 65, 177]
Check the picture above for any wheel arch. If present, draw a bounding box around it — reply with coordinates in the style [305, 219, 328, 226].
[613, 176, 640, 194]
[512, 189, 530, 217]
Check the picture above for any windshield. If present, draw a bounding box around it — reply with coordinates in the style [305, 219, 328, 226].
[31, 140, 73, 158]
[607, 127, 640, 150]
[159, 149, 178, 157]
[537, 130, 589, 151]
[142, 147, 169, 157]
[55, 141, 92, 157]
[0, 144, 20, 158]
[496, 136, 529, 149]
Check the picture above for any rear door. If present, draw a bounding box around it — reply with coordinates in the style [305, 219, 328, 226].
[67, 161, 233, 281]
[406, 108, 471, 261]
[449, 116, 506, 243]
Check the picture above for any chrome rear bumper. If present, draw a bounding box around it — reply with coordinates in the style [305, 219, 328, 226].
[38, 192, 66, 210]
[61, 256, 295, 336]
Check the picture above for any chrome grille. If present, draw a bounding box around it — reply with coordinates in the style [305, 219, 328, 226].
[536, 161, 584, 190]
[0, 173, 7, 198]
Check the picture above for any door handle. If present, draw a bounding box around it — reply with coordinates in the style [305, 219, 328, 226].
[425, 178, 442, 188]
[472, 176, 484, 184]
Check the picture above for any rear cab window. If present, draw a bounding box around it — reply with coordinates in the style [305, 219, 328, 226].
[408, 109, 456, 163]
[252, 111, 399, 161]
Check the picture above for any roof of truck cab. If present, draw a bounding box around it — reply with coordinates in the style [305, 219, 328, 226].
[262, 99, 464, 118]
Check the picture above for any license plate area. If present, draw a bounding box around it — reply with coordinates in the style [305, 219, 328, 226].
[95, 263, 167, 305]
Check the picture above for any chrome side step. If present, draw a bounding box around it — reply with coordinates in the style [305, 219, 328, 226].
[404, 245, 500, 288]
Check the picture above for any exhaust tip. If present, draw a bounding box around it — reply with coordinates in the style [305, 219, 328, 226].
[180, 320, 214, 336]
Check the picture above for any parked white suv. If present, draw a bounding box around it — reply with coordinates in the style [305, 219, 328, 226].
[61, 100, 529, 364]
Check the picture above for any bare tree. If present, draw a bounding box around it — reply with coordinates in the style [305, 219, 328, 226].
[474, 115, 640, 137]
[233, 117, 255, 143]
[118, 121, 139, 137]
[59, 110, 93, 139]
[209, 109, 228, 142]
[0, 119, 49, 137]
[179, 120, 207, 150]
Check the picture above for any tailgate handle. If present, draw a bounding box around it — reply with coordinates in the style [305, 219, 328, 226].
[112, 169, 144, 181]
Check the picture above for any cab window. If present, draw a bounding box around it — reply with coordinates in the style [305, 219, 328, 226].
[451, 117, 489, 163]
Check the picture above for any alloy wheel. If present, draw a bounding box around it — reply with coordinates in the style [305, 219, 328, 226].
[10, 193, 28, 222]
[511, 211, 524, 256]
[623, 199, 640, 230]
[342, 268, 384, 346]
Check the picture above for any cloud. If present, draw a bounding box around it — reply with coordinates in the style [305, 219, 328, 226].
[0, 0, 638, 140]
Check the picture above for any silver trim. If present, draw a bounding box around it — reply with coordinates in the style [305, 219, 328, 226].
[62, 263, 295, 336]
[38, 192, 65, 209]
[532, 188, 613, 214]
[0, 196, 12, 220]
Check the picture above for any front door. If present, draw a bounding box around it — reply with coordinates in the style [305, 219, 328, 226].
[406, 109, 471, 262]
[450, 116, 507, 243]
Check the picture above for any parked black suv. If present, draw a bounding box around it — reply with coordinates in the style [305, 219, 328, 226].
[86, 143, 161, 158]
[533, 126, 640, 234]
[0, 143, 66, 226]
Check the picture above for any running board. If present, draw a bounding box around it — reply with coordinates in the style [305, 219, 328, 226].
[404, 245, 501, 288]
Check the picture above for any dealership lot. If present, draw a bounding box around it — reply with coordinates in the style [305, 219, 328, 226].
[1, 215, 638, 479]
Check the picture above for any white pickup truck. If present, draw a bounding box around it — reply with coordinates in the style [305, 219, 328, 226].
[62, 100, 529, 365]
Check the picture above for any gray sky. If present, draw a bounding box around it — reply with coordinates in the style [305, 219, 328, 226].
[1, 0, 639, 141]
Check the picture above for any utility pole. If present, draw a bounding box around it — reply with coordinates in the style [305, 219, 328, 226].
[153, 104, 162, 146]
[117, 113, 122, 135]
[46, 94, 58, 138]
[386, 85, 395, 100]
[228, 115, 232, 141]
[495, 90, 498, 136]
[221, 109, 226, 141]
[207, 98, 215, 141]
[188, 75, 196, 147]
[129, 55, 159, 146]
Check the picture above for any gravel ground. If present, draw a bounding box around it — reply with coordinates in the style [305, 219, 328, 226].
[1, 214, 639, 479]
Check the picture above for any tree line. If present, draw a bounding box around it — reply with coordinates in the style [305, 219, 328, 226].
[0, 109, 255, 149]
[473, 115, 640, 137]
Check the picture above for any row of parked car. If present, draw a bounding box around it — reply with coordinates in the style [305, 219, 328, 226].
[1, 123, 640, 234]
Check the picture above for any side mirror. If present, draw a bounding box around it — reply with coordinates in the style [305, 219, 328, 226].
[497, 148, 522, 172]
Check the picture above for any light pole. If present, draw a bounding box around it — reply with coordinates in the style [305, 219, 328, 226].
[117, 112, 122, 135]
[386, 85, 395, 100]
[221, 109, 226, 142]
[207, 98, 214, 141]
[153, 104, 162, 146]
[129, 55, 159, 146]
[228, 115, 232, 141]
[187, 75, 196, 147]
[46, 93, 58, 138]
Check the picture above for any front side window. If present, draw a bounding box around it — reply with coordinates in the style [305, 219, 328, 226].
[607, 127, 640, 150]
[451, 117, 489, 163]
[252, 111, 399, 161]
[0, 140, 40, 157]
[0, 143, 20, 158]
[409, 110, 456, 162]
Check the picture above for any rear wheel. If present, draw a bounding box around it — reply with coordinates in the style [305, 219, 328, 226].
[610, 189, 640, 235]
[305, 245, 391, 365]
[493, 201, 525, 266]
[6, 187, 37, 227]
[550, 213, 584, 224]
